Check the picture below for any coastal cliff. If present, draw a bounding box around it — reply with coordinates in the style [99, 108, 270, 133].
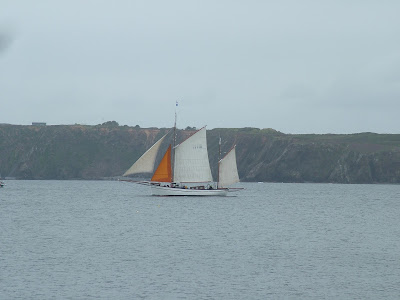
[1, 124, 399, 183]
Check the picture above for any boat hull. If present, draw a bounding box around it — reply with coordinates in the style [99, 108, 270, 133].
[151, 185, 228, 196]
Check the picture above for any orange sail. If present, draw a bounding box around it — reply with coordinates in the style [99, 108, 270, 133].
[151, 145, 172, 182]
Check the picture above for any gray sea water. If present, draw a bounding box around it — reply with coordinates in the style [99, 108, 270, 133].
[1, 181, 400, 299]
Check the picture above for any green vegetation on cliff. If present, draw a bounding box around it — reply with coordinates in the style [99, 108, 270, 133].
[1, 123, 400, 183]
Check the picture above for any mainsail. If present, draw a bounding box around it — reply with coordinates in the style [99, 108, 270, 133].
[173, 127, 213, 183]
[218, 146, 240, 188]
[123, 133, 167, 176]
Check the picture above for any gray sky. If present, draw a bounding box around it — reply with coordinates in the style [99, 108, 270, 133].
[1, 0, 399, 133]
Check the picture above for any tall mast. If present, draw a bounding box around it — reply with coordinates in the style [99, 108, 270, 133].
[217, 135, 221, 188]
[172, 101, 178, 182]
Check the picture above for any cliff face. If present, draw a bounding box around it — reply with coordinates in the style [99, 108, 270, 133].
[0, 124, 168, 180]
[226, 132, 400, 184]
[1, 124, 400, 183]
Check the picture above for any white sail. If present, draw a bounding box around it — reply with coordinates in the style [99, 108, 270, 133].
[173, 127, 213, 182]
[218, 146, 239, 188]
[123, 133, 167, 176]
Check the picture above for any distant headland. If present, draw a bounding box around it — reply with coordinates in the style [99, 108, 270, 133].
[1, 122, 400, 183]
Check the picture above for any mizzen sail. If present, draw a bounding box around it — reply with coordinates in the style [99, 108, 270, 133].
[173, 127, 213, 182]
[218, 146, 239, 188]
[123, 133, 167, 176]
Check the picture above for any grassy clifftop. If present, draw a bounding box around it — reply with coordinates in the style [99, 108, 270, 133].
[1, 123, 400, 183]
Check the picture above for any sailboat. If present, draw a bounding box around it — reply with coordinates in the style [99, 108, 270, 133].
[123, 126, 240, 196]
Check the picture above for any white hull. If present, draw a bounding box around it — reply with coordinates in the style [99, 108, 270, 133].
[151, 185, 228, 196]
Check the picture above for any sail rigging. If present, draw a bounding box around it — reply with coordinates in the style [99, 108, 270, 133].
[173, 127, 213, 183]
[151, 145, 172, 182]
[123, 133, 168, 176]
[218, 146, 240, 188]
[123, 121, 240, 196]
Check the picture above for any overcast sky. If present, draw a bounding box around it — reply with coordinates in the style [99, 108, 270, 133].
[1, 1, 399, 133]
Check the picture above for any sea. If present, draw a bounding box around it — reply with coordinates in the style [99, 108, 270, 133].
[1, 181, 399, 299]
